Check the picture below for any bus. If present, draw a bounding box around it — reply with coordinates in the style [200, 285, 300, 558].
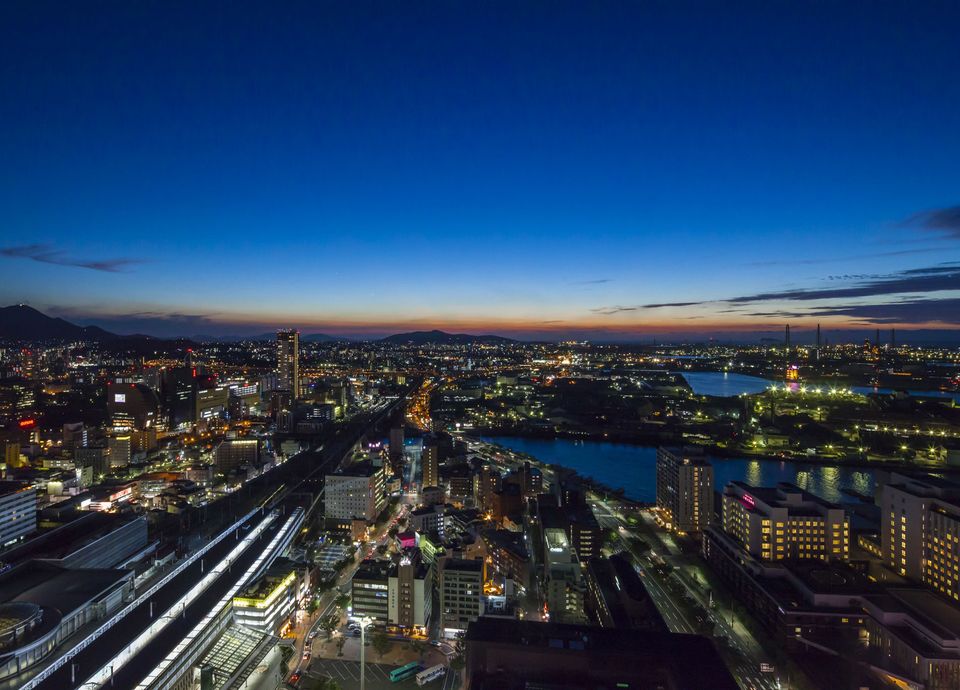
[389, 662, 421, 682]
[415, 665, 446, 686]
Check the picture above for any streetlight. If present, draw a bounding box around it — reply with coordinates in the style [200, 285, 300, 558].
[359, 615, 374, 690]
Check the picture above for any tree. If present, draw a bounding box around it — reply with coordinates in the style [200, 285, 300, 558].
[336, 635, 347, 657]
[387, 526, 399, 539]
[320, 613, 339, 639]
[449, 632, 466, 671]
[410, 638, 426, 661]
[335, 593, 350, 611]
[371, 630, 392, 659]
[303, 677, 341, 690]
[307, 597, 319, 615]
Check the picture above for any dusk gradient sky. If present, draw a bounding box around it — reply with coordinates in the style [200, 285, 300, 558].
[1, 2, 959, 341]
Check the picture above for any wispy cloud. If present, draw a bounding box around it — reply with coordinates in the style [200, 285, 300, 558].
[0, 243, 143, 272]
[903, 205, 960, 239]
[745, 247, 943, 268]
[590, 305, 638, 315]
[569, 278, 613, 285]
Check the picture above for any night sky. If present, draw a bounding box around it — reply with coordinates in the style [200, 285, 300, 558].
[1, 2, 958, 340]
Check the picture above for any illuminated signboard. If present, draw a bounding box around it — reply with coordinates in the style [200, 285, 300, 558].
[741, 493, 756, 510]
[114, 393, 126, 403]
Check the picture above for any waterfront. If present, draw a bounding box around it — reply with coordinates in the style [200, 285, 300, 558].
[480, 435, 877, 504]
[682, 370, 960, 402]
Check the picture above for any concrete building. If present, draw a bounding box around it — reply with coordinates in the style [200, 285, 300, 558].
[655, 446, 713, 534]
[107, 434, 131, 468]
[324, 462, 385, 523]
[422, 442, 439, 490]
[440, 558, 483, 637]
[0, 481, 36, 549]
[721, 481, 850, 562]
[214, 439, 260, 474]
[542, 527, 585, 624]
[388, 550, 433, 635]
[276, 330, 300, 399]
[351, 560, 391, 624]
[233, 567, 300, 635]
[880, 473, 960, 599]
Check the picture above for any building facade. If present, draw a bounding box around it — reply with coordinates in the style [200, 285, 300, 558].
[276, 330, 300, 399]
[721, 481, 849, 562]
[655, 447, 713, 534]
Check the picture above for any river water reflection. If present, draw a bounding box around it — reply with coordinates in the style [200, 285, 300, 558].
[480, 435, 876, 504]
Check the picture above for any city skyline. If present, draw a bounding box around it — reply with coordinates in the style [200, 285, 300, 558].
[2, 3, 959, 341]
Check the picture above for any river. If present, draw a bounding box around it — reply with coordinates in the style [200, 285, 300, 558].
[479, 435, 877, 504]
[680, 370, 960, 402]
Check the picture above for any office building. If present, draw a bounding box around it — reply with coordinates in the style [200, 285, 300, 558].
[439, 558, 483, 637]
[655, 447, 713, 534]
[276, 330, 300, 399]
[325, 462, 385, 523]
[0, 481, 36, 548]
[214, 439, 260, 474]
[352, 560, 391, 624]
[107, 434, 131, 468]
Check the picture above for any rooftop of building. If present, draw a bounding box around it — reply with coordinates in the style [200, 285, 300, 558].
[481, 529, 529, 559]
[464, 618, 738, 690]
[442, 558, 483, 573]
[726, 481, 843, 512]
[329, 460, 380, 478]
[865, 588, 960, 650]
[0, 560, 130, 617]
[354, 559, 393, 582]
[0, 480, 31, 497]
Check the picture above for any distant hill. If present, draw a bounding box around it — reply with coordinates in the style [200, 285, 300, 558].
[0, 305, 117, 341]
[379, 329, 517, 346]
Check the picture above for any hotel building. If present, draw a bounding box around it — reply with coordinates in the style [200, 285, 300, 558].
[721, 481, 849, 562]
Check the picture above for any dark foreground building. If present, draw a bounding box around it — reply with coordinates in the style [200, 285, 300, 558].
[464, 617, 738, 690]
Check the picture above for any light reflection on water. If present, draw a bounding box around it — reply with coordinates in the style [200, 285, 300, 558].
[481, 436, 877, 504]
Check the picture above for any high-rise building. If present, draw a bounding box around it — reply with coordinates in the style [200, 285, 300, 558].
[324, 462, 385, 523]
[389, 549, 433, 635]
[880, 473, 960, 599]
[276, 330, 300, 399]
[719, 481, 849, 562]
[439, 558, 484, 637]
[422, 441, 439, 489]
[655, 447, 713, 534]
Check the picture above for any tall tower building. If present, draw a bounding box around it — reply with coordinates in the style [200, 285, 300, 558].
[655, 447, 713, 535]
[276, 330, 300, 399]
[422, 441, 439, 489]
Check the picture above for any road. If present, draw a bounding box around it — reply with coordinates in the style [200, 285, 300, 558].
[594, 497, 780, 690]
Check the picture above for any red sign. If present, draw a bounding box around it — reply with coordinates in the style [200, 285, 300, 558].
[741, 493, 756, 510]
[18, 418, 36, 429]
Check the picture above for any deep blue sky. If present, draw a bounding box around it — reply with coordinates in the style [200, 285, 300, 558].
[1, 1, 958, 340]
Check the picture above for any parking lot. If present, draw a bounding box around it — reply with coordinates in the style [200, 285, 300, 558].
[306, 659, 454, 690]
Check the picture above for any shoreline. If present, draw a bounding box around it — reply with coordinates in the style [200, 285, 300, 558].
[468, 427, 960, 478]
